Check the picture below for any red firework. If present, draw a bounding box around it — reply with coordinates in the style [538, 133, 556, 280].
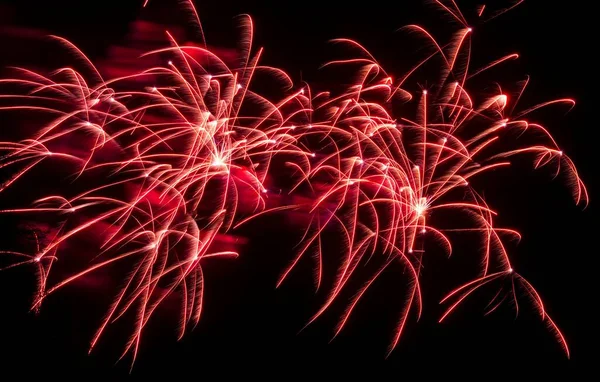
[0, 0, 587, 365]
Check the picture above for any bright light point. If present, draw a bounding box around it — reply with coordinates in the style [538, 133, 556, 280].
[357, 158, 363, 164]
[501, 123, 507, 127]
[442, 137, 447, 143]
[34, 256, 41, 262]
[464, 182, 469, 186]
[414, 197, 428, 217]
[47, 152, 52, 156]
[311, 153, 316, 158]
[408, 248, 413, 253]
[508, 268, 513, 273]
[414, 166, 419, 170]
[347, 180, 355, 185]
[144, 173, 150, 177]
[109, 97, 115, 102]
[369, 133, 374, 137]
[421, 228, 427, 233]
[467, 27, 473, 32]
[149, 242, 157, 249]
[212, 157, 225, 167]
[152, 87, 157, 92]
[85, 122, 91, 126]
[207, 75, 212, 80]
[381, 164, 388, 170]
[237, 84, 243, 89]
[558, 151, 563, 156]
[300, 89, 305, 94]
[70, 208, 75, 212]
[290, 125, 296, 130]
[423, 90, 428, 95]
[168, 61, 173, 65]
[262, 189, 268, 193]
[308, 124, 313, 129]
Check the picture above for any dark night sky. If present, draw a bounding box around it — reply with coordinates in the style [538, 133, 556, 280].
[0, 0, 596, 378]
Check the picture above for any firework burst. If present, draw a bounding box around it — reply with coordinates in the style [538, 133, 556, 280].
[0, 0, 587, 365]
[0, 5, 310, 365]
[243, 0, 587, 358]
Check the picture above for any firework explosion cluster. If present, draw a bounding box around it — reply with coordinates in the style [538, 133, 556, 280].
[0, 0, 587, 364]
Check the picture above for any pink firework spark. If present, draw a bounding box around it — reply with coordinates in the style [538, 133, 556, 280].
[241, 0, 586, 359]
[0, 0, 587, 365]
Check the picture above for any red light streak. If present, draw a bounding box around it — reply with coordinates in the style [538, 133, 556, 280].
[0, 0, 587, 365]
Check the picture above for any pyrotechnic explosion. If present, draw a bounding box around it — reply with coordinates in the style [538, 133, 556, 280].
[0, 7, 312, 364]
[0, 0, 587, 364]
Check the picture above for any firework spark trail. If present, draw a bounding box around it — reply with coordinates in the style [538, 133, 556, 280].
[0, 12, 311, 365]
[0, 0, 587, 364]
[260, 0, 587, 358]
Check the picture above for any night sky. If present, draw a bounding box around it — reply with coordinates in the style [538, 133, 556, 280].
[0, 0, 595, 377]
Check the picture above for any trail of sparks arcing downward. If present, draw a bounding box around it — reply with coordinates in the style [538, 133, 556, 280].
[0, 0, 587, 363]
[246, 0, 587, 358]
[0, 8, 311, 365]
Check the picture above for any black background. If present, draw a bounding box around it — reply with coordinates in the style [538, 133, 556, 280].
[0, 0, 596, 378]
